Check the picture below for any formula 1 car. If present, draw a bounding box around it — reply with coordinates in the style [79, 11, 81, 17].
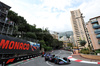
[44, 53, 51, 61]
[54, 57, 70, 64]
[48, 55, 70, 64]
[48, 55, 55, 62]
[44, 54, 71, 65]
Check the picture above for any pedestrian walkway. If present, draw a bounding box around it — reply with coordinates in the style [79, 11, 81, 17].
[68, 54, 100, 64]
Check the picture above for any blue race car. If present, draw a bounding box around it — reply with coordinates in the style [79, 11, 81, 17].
[46, 55, 71, 64]
[48, 55, 55, 62]
[44, 53, 52, 61]
[54, 57, 71, 64]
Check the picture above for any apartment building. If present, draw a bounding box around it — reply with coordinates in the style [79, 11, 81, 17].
[70, 9, 88, 49]
[0, 1, 14, 35]
[86, 16, 100, 50]
[51, 32, 58, 40]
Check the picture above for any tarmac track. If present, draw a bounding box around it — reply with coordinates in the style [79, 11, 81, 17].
[8, 50, 100, 66]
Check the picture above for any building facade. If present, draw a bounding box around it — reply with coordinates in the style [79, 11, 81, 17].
[70, 35, 75, 46]
[59, 36, 68, 47]
[0, 1, 14, 35]
[85, 26, 93, 50]
[70, 9, 88, 48]
[51, 32, 58, 40]
[86, 16, 100, 50]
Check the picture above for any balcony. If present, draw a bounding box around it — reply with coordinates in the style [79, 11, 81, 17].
[91, 21, 98, 24]
[98, 42, 100, 44]
[94, 29, 100, 34]
[96, 34, 100, 39]
[0, 20, 14, 26]
[93, 24, 100, 29]
[0, 10, 8, 14]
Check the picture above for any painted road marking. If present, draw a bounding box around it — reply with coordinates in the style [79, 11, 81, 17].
[46, 61, 53, 66]
[56, 50, 61, 55]
[98, 62, 100, 64]
[8, 56, 39, 66]
[81, 61, 97, 64]
[75, 60, 82, 62]
[68, 56, 100, 64]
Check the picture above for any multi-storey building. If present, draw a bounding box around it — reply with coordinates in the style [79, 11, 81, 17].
[59, 36, 68, 47]
[70, 35, 75, 46]
[85, 26, 93, 50]
[86, 16, 100, 50]
[51, 32, 58, 40]
[70, 9, 89, 49]
[0, 1, 14, 35]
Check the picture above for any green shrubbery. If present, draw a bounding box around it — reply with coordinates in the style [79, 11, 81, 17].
[44, 46, 52, 51]
[80, 48, 90, 54]
[95, 49, 100, 54]
[80, 48, 100, 55]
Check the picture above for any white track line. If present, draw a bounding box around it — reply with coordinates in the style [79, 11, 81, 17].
[46, 61, 53, 66]
[56, 50, 61, 55]
[81, 61, 97, 64]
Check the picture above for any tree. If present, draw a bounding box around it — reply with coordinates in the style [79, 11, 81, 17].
[25, 32, 37, 39]
[80, 40, 86, 47]
[38, 40, 45, 45]
[67, 43, 73, 47]
[7, 10, 63, 51]
[66, 34, 70, 42]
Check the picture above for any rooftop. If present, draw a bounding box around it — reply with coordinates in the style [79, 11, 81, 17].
[90, 16, 100, 20]
[0, 1, 11, 10]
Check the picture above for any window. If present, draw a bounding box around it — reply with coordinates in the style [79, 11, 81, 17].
[76, 11, 78, 16]
[77, 19, 81, 28]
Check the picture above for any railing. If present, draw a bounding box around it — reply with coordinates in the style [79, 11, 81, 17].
[91, 20, 98, 24]
[93, 24, 100, 29]
[0, 9, 8, 14]
[0, 20, 14, 26]
[0, 19, 5, 23]
[96, 34, 100, 38]
[94, 29, 100, 34]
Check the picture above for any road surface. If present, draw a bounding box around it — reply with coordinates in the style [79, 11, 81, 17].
[8, 50, 100, 66]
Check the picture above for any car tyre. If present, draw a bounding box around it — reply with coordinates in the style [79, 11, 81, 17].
[68, 59, 70, 63]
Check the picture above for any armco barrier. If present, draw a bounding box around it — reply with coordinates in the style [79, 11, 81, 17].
[1, 53, 41, 66]
[80, 54, 100, 60]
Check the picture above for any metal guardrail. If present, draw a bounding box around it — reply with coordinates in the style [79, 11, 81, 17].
[0, 53, 41, 66]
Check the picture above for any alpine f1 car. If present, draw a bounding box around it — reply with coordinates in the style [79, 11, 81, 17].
[44, 54, 71, 64]
[54, 57, 71, 64]
[44, 53, 52, 61]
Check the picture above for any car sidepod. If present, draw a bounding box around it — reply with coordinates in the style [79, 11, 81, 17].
[59, 61, 65, 64]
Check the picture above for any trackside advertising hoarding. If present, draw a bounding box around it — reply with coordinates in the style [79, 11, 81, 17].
[0, 34, 40, 54]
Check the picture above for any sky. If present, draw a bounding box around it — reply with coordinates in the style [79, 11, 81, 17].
[0, 0, 100, 32]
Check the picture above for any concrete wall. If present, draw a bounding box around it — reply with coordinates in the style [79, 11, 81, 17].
[80, 54, 100, 60]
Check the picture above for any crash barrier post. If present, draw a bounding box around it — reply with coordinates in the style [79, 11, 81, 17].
[0, 64, 2, 66]
[2, 61, 6, 66]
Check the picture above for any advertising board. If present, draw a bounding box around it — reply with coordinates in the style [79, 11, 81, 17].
[0, 34, 40, 54]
